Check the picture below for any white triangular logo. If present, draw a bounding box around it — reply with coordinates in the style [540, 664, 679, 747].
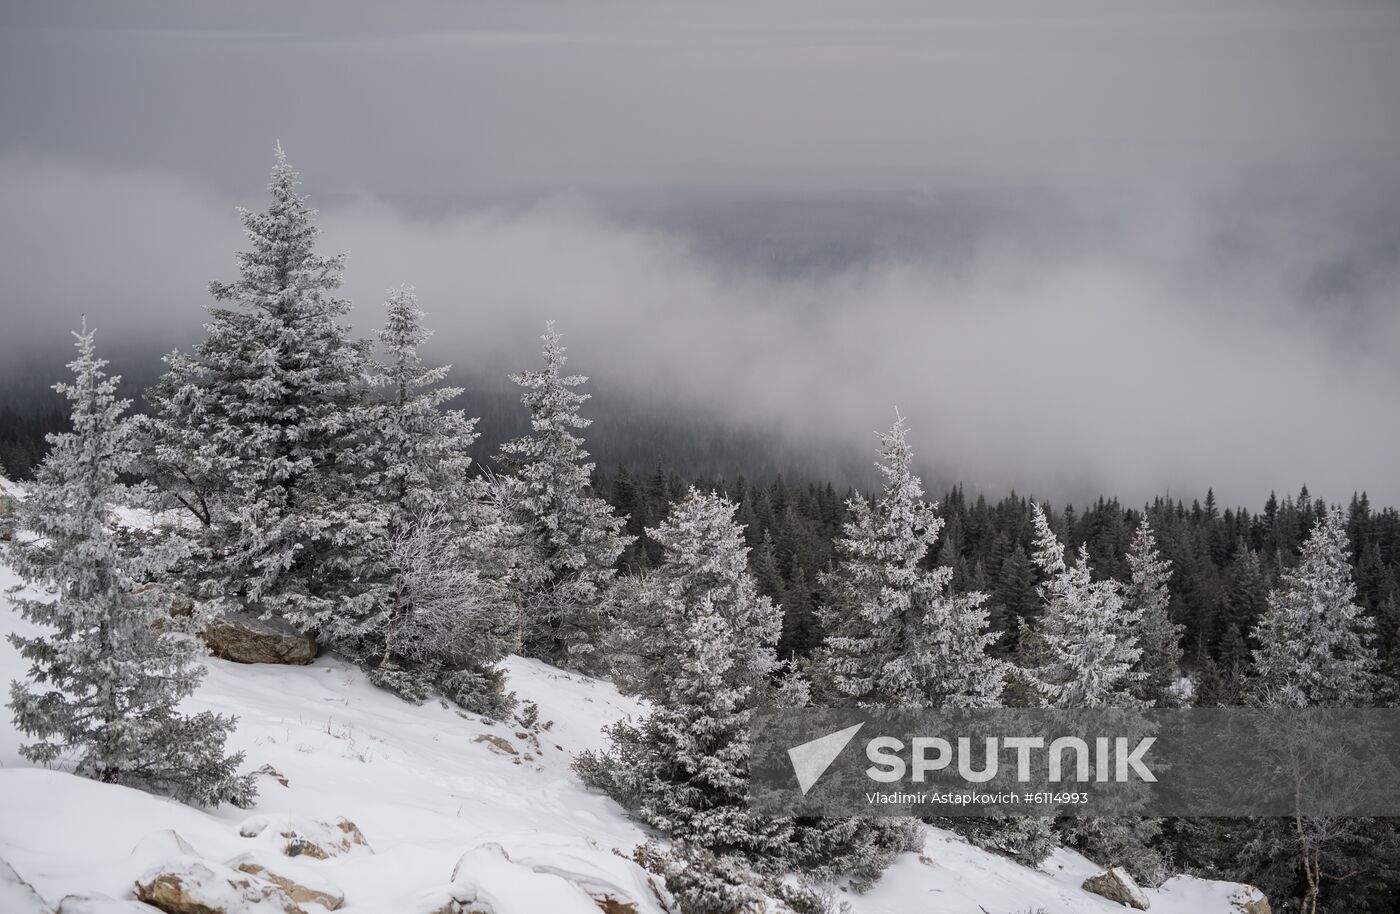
[788, 723, 864, 795]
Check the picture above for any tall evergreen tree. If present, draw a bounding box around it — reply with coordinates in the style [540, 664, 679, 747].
[992, 544, 1037, 653]
[8, 325, 254, 807]
[609, 488, 781, 700]
[1223, 542, 1269, 640]
[1249, 507, 1377, 708]
[361, 289, 519, 709]
[369, 285, 479, 520]
[137, 146, 379, 643]
[1240, 509, 1390, 914]
[578, 491, 789, 858]
[816, 417, 1005, 708]
[580, 592, 792, 858]
[652, 489, 780, 690]
[582, 489, 904, 885]
[1125, 518, 1183, 706]
[1022, 503, 1142, 708]
[1024, 511, 1161, 881]
[497, 323, 631, 672]
[778, 564, 821, 659]
[1191, 641, 1225, 707]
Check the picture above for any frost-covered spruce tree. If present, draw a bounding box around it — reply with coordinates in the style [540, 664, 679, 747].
[1125, 517, 1183, 707]
[1021, 506, 1162, 880]
[1237, 511, 1383, 913]
[584, 482, 905, 886]
[812, 419, 1009, 878]
[361, 288, 518, 712]
[138, 146, 380, 644]
[497, 323, 631, 673]
[7, 325, 254, 807]
[1022, 502, 1143, 708]
[816, 417, 1006, 708]
[613, 487, 782, 700]
[370, 285, 479, 521]
[358, 289, 529, 714]
[1249, 507, 1377, 708]
[577, 592, 791, 860]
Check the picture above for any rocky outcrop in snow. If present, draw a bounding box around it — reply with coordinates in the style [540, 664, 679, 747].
[126, 829, 346, 914]
[134, 856, 305, 914]
[237, 815, 371, 859]
[229, 853, 344, 910]
[1083, 866, 1150, 910]
[201, 612, 317, 665]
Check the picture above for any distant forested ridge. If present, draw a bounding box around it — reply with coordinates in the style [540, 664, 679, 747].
[597, 468, 1400, 696]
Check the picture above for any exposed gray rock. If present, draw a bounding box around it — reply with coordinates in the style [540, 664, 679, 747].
[201, 612, 316, 665]
[1082, 866, 1150, 910]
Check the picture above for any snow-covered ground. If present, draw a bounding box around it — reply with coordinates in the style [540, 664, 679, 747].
[0, 500, 1261, 912]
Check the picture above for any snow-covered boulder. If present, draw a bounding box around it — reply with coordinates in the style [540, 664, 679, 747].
[1083, 866, 1150, 910]
[237, 815, 370, 859]
[448, 840, 673, 914]
[447, 844, 608, 914]
[130, 830, 202, 868]
[496, 837, 673, 914]
[1, 858, 53, 914]
[134, 856, 304, 914]
[201, 612, 317, 665]
[227, 852, 344, 910]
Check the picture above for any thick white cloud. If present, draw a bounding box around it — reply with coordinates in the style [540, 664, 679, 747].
[2, 156, 1396, 506]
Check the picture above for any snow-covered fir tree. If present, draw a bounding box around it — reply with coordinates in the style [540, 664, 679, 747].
[1022, 502, 1143, 708]
[1249, 507, 1377, 708]
[1237, 511, 1383, 914]
[497, 322, 631, 673]
[584, 487, 904, 884]
[813, 418, 1016, 874]
[577, 591, 791, 859]
[369, 285, 479, 521]
[612, 487, 782, 700]
[816, 417, 1006, 708]
[362, 289, 519, 697]
[338, 288, 534, 716]
[1125, 517, 1183, 706]
[7, 324, 254, 807]
[137, 146, 380, 644]
[1018, 506, 1164, 880]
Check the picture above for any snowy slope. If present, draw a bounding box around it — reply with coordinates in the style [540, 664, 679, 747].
[0, 537, 1260, 912]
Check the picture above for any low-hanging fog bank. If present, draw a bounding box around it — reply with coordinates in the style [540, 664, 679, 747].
[1, 154, 1397, 508]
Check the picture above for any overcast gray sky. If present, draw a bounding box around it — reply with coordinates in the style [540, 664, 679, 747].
[2, 1, 1398, 505]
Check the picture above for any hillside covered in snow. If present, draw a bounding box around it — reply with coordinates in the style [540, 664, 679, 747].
[0, 509, 1266, 914]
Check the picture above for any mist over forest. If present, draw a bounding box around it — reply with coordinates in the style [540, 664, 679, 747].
[3, 174, 1398, 508]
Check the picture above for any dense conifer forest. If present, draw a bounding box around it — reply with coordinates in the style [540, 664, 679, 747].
[10, 402, 1396, 704]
